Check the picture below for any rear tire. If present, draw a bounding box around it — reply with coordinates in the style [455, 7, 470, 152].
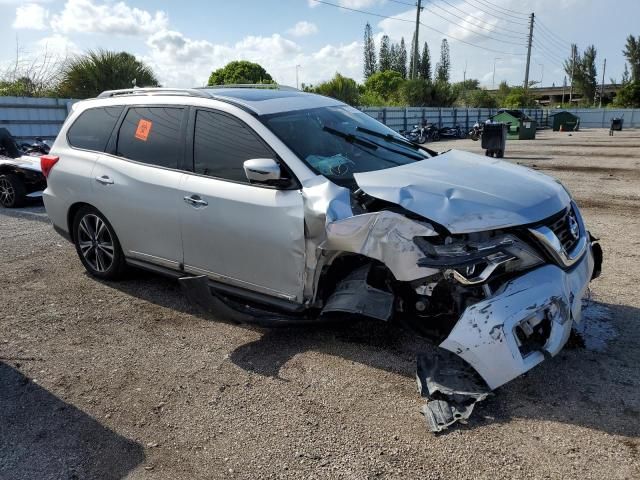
[72, 206, 127, 280]
[0, 173, 26, 208]
[496, 150, 504, 158]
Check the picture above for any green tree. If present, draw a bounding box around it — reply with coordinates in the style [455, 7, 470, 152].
[401, 78, 432, 106]
[397, 38, 408, 79]
[363, 70, 404, 104]
[435, 39, 450, 83]
[614, 80, 640, 107]
[311, 73, 360, 106]
[419, 42, 431, 81]
[432, 80, 456, 106]
[363, 23, 377, 79]
[379, 35, 392, 72]
[208, 60, 273, 85]
[464, 89, 497, 108]
[389, 43, 398, 74]
[57, 50, 159, 99]
[581, 45, 598, 105]
[409, 32, 418, 79]
[502, 86, 536, 108]
[495, 80, 511, 106]
[623, 34, 640, 81]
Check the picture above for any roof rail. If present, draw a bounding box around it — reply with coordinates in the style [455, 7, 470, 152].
[96, 88, 210, 99]
[204, 84, 299, 91]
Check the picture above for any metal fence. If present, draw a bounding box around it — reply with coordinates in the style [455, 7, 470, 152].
[0, 96, 638, 142]
[360, 106, 640, 132]
[0, 96, 77, 142]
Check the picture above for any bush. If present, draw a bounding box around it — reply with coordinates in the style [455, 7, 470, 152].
[363, 70, 404, 104]
[311, 73, 360, 106]
[614, 81, 640, 108]
[401, 79, 432, 106]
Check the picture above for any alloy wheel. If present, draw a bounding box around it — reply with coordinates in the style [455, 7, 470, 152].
[0, 178, 15, 206]
[77, 214, 115, 273]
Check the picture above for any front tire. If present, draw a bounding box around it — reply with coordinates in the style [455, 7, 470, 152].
[0, 173, 26, 208]
[72, 206, 126, 280]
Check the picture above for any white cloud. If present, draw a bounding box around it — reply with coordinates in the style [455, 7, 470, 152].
[308, 0, 383, 8]
[36, 34, 80, 57]
[287, 21, 318, 37]
[51, 0, 168, 36]
[13, 3, 49, 30]
[144, 29, 361, 88]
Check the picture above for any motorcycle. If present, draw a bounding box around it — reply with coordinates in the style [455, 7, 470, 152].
[19, 137, 51, 156]
[400, 123, 428, 144]
[438, 125, 467, 139]
[469, 122, 483, 141]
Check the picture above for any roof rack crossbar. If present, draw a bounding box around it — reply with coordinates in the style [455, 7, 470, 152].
[97, 88, 210, 99]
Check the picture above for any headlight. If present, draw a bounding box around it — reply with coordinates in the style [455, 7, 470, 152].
[415, 234, 543, 285]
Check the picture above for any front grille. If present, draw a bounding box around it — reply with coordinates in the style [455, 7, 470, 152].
[546, 208, 580, 253]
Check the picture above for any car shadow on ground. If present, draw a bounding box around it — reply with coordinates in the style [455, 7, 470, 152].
[105, 271, 640, 438]
[0, 361, 145, 480]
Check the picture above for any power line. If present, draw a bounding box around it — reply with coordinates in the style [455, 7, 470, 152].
[431, 0, 528, 37]
[535, 28, 572, 53]
[425, 1, 525, 40]
[473, 0, 529, 18]
[459, 0, 529, 25]
[310, 0, 527, 55]
[536, 19, 572, 48]
[386, 0, 417, 6]
[421, 3, 526, 45]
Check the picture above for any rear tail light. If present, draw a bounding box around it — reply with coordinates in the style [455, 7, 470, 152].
[41, 155, 59, 178]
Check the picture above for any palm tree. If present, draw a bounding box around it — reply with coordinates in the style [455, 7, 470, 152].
[57, 50, 159, 99]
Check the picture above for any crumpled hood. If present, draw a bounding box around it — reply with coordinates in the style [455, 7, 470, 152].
[353, 149, 570, 234]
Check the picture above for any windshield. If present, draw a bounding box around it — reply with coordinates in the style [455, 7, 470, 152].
[261, 105, 429, 186]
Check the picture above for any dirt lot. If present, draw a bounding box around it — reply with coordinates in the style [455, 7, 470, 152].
[1, 129, 639, 479]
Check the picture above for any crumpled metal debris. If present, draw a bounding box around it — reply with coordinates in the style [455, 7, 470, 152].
[416, 349, 491, 433]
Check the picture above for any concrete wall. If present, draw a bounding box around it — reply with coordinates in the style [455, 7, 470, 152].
[0, 96, 77, 142]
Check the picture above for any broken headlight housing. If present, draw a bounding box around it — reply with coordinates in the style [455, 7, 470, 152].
[415, 234, 543, 285]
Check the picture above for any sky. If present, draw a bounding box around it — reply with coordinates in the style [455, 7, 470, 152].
[1, 0, 638, 90]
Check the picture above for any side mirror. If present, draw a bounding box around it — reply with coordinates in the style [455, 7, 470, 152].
[243, 158, 282, 185]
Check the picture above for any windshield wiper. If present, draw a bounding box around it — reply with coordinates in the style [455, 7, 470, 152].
[323, 126, 378, 149]
[324, 126, 423, 161]
[356, 126, 438, 156]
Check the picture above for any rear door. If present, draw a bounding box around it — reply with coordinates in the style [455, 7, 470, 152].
[179, 108, 306, 303]
[92, 105, 187, 269]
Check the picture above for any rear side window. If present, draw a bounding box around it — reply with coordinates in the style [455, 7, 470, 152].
[67, 106, 123, 152]
[193, 110, 275, 183]
[116, 107, 183, 169]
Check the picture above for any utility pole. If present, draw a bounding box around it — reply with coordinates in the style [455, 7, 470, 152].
[569, 46, 576, 104]
[598, 58, 606, 108]
[523, 12, 535, 91]
[411, 0, 423, 80]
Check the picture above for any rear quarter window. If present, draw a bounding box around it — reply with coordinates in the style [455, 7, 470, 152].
[67, 106, 124, 152]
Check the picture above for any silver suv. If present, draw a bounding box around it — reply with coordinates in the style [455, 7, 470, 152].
[43, 87, 601, 427]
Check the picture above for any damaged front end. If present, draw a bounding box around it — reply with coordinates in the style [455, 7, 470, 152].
[315, 183, 602, 431]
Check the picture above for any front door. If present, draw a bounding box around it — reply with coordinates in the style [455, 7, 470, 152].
[179, 108, 305, 303]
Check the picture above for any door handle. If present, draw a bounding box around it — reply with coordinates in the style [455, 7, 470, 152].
[95, 175, 114, 185]
[183, 195, 208, 207]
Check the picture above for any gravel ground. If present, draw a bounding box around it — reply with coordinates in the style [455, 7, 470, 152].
[1, 129, 639, 479]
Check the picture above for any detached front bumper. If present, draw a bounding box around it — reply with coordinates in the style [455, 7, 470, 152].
[440, 242, 596, 390]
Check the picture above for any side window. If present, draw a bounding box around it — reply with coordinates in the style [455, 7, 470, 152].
[194, 110, 275, 183]
[116, 107, 183, 169]
[67, 106, 123, 152]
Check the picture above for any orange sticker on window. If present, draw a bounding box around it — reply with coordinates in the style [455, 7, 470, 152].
[134, 119, 152, 141]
